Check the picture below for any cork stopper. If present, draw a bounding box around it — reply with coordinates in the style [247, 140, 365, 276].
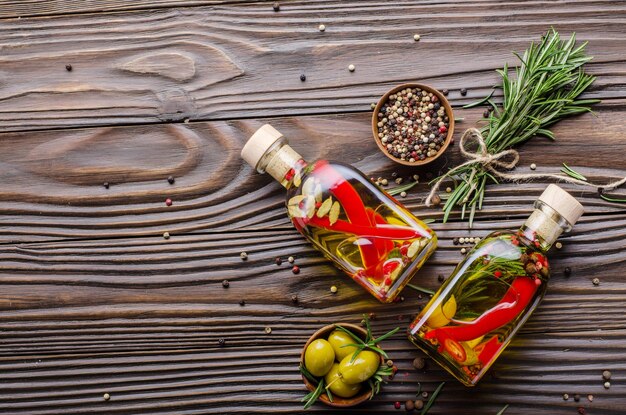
[538, 184, 584, 226]
[241, 124, 284, 170]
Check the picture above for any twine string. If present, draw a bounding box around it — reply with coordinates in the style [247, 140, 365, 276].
[425, 128, 626, 206]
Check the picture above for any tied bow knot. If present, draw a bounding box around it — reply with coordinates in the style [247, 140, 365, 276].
[425, 128, 626, 207]
[458, 128, 520, 171]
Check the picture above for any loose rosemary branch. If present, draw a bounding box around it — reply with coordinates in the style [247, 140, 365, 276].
[439, 28, 599, 225]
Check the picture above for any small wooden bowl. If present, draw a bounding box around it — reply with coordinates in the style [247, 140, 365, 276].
[300, 323, 385, 408]
[372, 83, 455, 166]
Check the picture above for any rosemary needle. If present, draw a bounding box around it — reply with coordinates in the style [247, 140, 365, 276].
[406, 283, 435, 296]
[496, 404, 510, 415]
[421, 381, 445, 415]
[388, 180, 419, 196]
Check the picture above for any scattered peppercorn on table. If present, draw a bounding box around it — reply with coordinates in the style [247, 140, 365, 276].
[0, 2, 625, 415]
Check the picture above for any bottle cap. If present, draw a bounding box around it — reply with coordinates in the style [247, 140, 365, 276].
[538, 184, 584, 226]
[241, 124, 284, 169]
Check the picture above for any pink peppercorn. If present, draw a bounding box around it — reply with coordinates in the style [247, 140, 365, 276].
[535, 278, 542, 286]
[394, 401, 401, 409]
[165, 198, 173, 206]
[292, 265, 300, 274]
[439, 126, 447, 134]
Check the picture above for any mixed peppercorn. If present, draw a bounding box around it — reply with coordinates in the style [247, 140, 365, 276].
[376, 87, 450, 163]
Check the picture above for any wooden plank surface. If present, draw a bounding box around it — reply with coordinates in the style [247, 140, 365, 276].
[0, 0, 263, 19]
[0, 1, 624, 132]
[1, 107, 625, 243]
[1, 1, 625, 414]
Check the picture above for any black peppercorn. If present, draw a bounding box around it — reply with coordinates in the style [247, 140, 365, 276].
[453, 237, 459, 245]
[222, 279, 229, 288]
[272, 2, 280, 11]
[300, 74, 306, 82]
[103, 182, 110, 189]
[275, 257, 282, 266]
[438, 274, 445, 283]
[167, 175, 175, 184]
[65, 64, 72, 71]
[291, 294, 298, 304]
[412, 357, 426, 369]
[218, 338, 225, 346]
[460, 88, 468, 96]
[564, 267, 572, 277]
[441, 89, 449, 96]
[239, 299, 246, 306]
[483, 110, 490, 118]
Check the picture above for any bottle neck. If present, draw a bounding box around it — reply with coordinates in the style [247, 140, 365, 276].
[519, 200, 572, 251]
[256, 140, 305, 188]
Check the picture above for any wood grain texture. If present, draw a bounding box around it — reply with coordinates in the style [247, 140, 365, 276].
[1, 107, 625, 243]
[0, 0, 263, 19]
[0, 228, 625, 414]
[1, 106, 625, 414]
[0, 0, 625, 131]
[1, 1, 625, 414]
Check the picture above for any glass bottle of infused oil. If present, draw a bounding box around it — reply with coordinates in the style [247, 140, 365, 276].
[241, 124, 437, 303]
[408, 184, 583, 386]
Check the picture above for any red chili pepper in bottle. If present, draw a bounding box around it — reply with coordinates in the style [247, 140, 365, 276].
[241, 124, 437, 303]
[423, 276, 537, 344]
[408, 185, 584, 385]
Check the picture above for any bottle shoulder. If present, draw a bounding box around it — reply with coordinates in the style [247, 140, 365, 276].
[461, 230, 551, 282]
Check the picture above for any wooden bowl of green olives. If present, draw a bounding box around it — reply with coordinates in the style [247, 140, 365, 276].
[299, 323, 387, 408]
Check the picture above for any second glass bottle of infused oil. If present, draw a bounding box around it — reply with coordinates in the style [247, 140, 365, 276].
[408, 184, 583, 386]
[241, 124, 437, 303]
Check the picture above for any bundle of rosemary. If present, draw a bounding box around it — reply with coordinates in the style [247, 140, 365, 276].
[435, 28, 599, 225]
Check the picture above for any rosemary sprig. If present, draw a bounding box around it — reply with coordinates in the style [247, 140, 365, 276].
[301, 375, 328, 409]
[438, 28, 598, 226]
[421, 382, 445, 415]
[367, 365, 394, 399]
[335, 316, 400, 362]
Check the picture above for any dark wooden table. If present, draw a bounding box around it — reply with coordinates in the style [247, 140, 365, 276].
[1, 1, 625, 414]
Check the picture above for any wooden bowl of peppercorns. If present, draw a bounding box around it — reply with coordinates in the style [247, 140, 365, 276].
[372, 83, 454, 166]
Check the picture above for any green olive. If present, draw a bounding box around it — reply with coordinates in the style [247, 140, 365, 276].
[304, 339, 335, 377]
[338, 350, 380, 384]
[324, 363, 361, 398]
[327, 330, 358, 361]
